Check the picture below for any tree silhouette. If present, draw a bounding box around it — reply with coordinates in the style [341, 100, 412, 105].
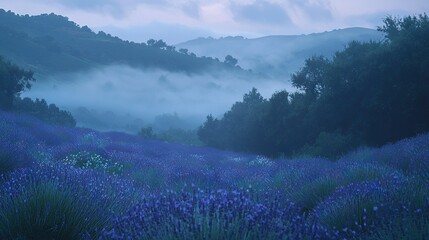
[224, 55, 238, 66]
[0, 56, 34, 110]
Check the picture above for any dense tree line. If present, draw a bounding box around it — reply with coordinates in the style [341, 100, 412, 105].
[198, 14, 429, 158]
[0, 9, 245, 75]
[13, 97, 76, 127]
[0, 56, 76, 127]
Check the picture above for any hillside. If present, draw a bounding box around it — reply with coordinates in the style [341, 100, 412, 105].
[176, 28, 385, 78]
[0, 110, 428, 239]
[0, 9, 242, 77]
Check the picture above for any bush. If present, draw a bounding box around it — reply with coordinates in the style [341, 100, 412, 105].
[298, 131, 360, 159]
[315, 181, 387, 233]
[13, 97, 76, 127]
[0, 181, 109, 239]
[138, 126, 156, 139]
[289, 176, 340, 212]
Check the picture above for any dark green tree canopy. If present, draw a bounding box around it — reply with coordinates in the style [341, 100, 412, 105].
[198, 14, 429, 159]
[224, 55, 238, 67]
[0, 56, 34, 110]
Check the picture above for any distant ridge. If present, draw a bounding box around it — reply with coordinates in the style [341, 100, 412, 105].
[176, 27, 385, 78]
[0, 9, 243, 77]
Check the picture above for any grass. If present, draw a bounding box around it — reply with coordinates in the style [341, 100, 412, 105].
[0, 181, 110, 239]
[0, 111, 428, 239]
[289, 176, 341, 213]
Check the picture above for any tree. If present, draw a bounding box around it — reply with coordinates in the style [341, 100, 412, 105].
[0, 56, 34, 110]
[147, 39, 168, 49]
[198, 14, 429, 158]
[198, 115, 222, 147]
[139, 127, 156, 139]
[179, 48, 189, 55]
[13, 97, 76, 127]
[146, 39, 156, 46]
[291, 56, 329, 99]
[224, 55, 238, 67]
[199, 88, 267, 152]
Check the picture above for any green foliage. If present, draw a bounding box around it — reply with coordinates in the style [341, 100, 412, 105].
[199, 14, 429, 159]
[198, 88, 268, 153]
[298, 131, 360, 159]
[0, 55, 34, 110]
[13, 97, 76, 127]
[156, 128, 202, 146]
[138, 126, 156, 139]
[0, 181, 109, 239]
[224, 55, 238, 67]
[0, 56, 74, 127]
[139, 126, 202, 146]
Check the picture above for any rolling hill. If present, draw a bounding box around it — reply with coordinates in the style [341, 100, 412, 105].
[0, 9, 243, 77]
[176, 28, 385, 78]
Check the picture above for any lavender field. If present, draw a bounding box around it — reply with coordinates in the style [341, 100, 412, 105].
[0, 110, 427, 239]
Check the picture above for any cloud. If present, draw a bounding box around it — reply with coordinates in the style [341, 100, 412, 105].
[232, 1, 292, 25]
[97, 22, 216, 45]
[1, 0, 428, 44]
[288, 0, 333, 22]
[181, 1, 201, 19]
[22, 65, 290, 131]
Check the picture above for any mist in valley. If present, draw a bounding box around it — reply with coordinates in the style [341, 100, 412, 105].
[23, 65, 293, 133]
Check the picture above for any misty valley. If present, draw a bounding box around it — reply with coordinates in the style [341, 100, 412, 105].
[1, 8, 429, 240]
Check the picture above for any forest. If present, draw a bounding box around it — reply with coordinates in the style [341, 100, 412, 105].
[199, 14, 429, 158]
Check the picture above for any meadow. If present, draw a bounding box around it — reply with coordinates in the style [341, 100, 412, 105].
[0, 110, 428, 239]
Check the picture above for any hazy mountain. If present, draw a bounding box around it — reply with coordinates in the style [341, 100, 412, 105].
[0, 9, 243, 77]
[176, 28, 385, 78]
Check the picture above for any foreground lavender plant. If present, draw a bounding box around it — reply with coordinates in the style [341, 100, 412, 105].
[0, 111, 428, 239]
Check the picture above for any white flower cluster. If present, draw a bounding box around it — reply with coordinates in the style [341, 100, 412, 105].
[62, 151, 123, 175]
[248, 155, 274, 167]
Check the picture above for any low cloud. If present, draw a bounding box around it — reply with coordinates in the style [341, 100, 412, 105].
[23, 66, 291, 131]
[1, 0, 427, 43]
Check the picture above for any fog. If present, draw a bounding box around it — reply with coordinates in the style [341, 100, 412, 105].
[176, 28, 385, 78]
[23, 65, 293, 133]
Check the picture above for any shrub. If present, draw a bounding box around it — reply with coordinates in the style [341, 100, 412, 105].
[138, 127, 156, 139]
[13, 97, 76, 127]
[101, 189, 330, 240]
[298, 131, 361, 159]
[289, 176, 340, 212]
[340, 163, 396, 184]
[315, 181, 388, 235]
[0, 181, 108, 239]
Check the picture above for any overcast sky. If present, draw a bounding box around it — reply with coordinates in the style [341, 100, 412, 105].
[1, 0, 427, 44]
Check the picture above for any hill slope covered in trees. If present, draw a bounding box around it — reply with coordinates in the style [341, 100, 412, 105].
[176, 28, 384, 78]
[198, 14, 429, 158]
[0, 9, 243, 77]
